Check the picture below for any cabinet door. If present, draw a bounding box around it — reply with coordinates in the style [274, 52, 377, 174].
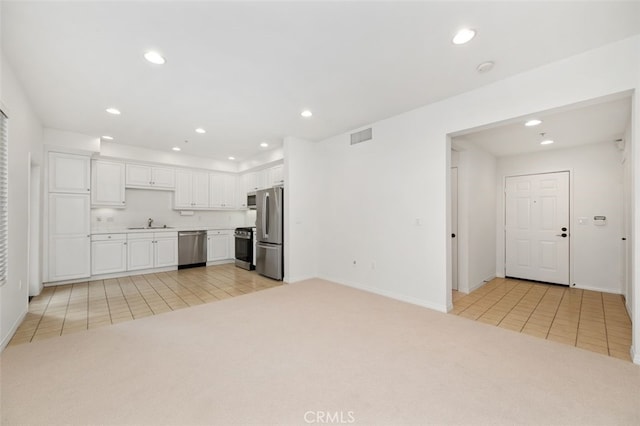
[174, 170, 193, 209]
[223, 175, 237, 208]
[209, 173, 225, 208]
[269, 164, 284, 186]
[48, 193, 90, 281]
[49, 152, 90, 194]
[228, 232, 235, 259]
[207, 234, 215, 262]
[151, 167, 175, 189]
[92, 160, 125, 207]
[244, 172, 258, 192]
[125, 164, 153, 188]
[127, 238, 154, 271]
[209, 234, 230, 261]
[155, 237, 178, 268]
[256, 169, 268, 190]
[192, 171, 210, 208]
[91, 240, 127, 275]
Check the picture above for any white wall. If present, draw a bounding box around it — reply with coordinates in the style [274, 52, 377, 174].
[100, 141, 237, 173]
[283, 137, 319, 283]
[288, 36, 640, 360]
[0, 54, 44, 349]
[496, 142, 624, 294]
[44, 128, 100, 153]
[455, 141, 497, 294]
[91, 189, 251, 231]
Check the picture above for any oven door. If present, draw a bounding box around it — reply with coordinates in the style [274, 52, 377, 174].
[234, 234, 254, 270]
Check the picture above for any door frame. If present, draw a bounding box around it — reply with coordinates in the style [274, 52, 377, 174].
[502, 169, 573, 286]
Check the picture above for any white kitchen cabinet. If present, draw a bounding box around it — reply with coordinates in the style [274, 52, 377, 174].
[91, 160, 125, 207]
[48, 193, 91, 281]
[127, 235, 154, 271]
[154, 232, 178, 268]
[125, 164, 175, 189]
[91, 234, 127, 275]
[49, 152, 91, 194]
[209, 173, 237, 209]
[174, 170, 209, 209]
[267, 164, 284, 187]
[207, 230, 232, 262]
[127, 232, 178, 271]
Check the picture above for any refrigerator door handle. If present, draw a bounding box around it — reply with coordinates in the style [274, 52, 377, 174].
[264, 192, 270, 239]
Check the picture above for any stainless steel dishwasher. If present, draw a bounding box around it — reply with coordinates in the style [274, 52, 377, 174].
[178, 230, 207, 269]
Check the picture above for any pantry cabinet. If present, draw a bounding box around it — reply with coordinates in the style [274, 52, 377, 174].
[48, 193, 91, 281]
[49, 152, 91, 194]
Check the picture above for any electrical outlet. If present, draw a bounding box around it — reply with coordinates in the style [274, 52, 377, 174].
[96, 217, 103, 222]
[19, 280, 22, 289]
[371, 262, 375, 270]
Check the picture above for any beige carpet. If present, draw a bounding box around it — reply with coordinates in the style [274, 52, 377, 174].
[1, 279, 638, 425]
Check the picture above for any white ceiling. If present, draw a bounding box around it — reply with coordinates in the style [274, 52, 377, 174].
[454, 95, 632, 157]
[2, 1, 640, 163]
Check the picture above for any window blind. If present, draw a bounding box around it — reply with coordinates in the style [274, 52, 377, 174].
[0, 110, 7, 287]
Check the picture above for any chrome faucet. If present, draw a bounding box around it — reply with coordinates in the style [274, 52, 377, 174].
[147, 218, 153, 228]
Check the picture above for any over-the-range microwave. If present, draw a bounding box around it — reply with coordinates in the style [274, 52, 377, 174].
[247, 192, 257, 209]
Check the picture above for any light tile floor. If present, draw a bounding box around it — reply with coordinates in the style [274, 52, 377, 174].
[452, 278, 632, 361]
[9, 264, 282, 346]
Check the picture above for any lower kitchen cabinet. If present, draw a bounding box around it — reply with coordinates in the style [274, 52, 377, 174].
[127, 232, 178, 271]
[207, 230, 233, 262]
[91, 234, 127, 275]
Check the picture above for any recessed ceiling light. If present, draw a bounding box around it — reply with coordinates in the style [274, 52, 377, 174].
[195, 128, 206, 134]
[476, 61, 494, 73]
[106, 108, 121, 115]
[228, 156, 235, 160]
[144, 51, 166, 65]
[525, 119, 542, 127]
[101, 135, 114, 140]
[453, 28, 476, 45]
[301, 110, 313, 118]
[540, 140, 554, 145]
[172, 146, 181, 151]
[260, 142, 269, 148]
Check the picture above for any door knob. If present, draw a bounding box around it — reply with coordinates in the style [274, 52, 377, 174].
[561, 227, 567, 231]
[555, 233, 568, 238]
[452, 233, 456, 238]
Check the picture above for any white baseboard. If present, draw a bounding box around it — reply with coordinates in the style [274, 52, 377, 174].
[469, 274, 496, 293]
[285, 275, 317, 284]
[631, 345, 639, 365]
[573, 284, 623, 295]
[0, 308, 27, 352]
[319, 275, 448, 313]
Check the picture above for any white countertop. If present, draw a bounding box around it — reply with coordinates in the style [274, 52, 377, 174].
[91, 226, 237, 235]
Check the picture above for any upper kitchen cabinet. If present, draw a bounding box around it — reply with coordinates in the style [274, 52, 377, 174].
[174, 169, 209, 209]
[91, 160, 125, 207]
[125, 163, 175, 190]
[267, 164, 284, 187]
[48, 151, 91, 193]
[209, 173, 237, 209]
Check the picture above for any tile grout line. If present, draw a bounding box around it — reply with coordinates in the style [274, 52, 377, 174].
[28, 288, 56, 342]
[456, 280, 513, 316]
[495, 283, 536, 327]
[600, 291, 611, 356]
[518, 286, 550, 333]
[573, 289, 583, 347]
[545, 287, 568, 340]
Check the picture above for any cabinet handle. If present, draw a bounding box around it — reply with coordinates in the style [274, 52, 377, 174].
[86, 188, 90, 191]
[108, 236, 111, 239]
[122, 201, 125, 204]
[124, 242, 127, 245]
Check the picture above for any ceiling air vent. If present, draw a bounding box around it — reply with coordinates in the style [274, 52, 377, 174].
[350, 128, 372, 145]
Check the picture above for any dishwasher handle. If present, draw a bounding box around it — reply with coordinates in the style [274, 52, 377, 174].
[178, 231, 207, 236]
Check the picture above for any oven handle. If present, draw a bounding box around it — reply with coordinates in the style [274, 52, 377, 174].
[235, 235, 251, 240]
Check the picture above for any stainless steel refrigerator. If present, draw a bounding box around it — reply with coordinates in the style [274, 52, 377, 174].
[256, 186, 283, 280]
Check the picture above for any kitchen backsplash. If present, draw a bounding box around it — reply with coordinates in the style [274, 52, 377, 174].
[91, 189, 256, 231]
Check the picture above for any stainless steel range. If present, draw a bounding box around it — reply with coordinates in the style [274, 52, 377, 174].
[234, 227, 254, 270]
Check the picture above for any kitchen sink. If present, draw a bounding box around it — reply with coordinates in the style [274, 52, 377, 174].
[127, 226, 174, 230]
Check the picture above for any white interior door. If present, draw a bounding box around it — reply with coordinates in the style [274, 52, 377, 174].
[451, 167, 458, 291]
[505, 171, 569, 285]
